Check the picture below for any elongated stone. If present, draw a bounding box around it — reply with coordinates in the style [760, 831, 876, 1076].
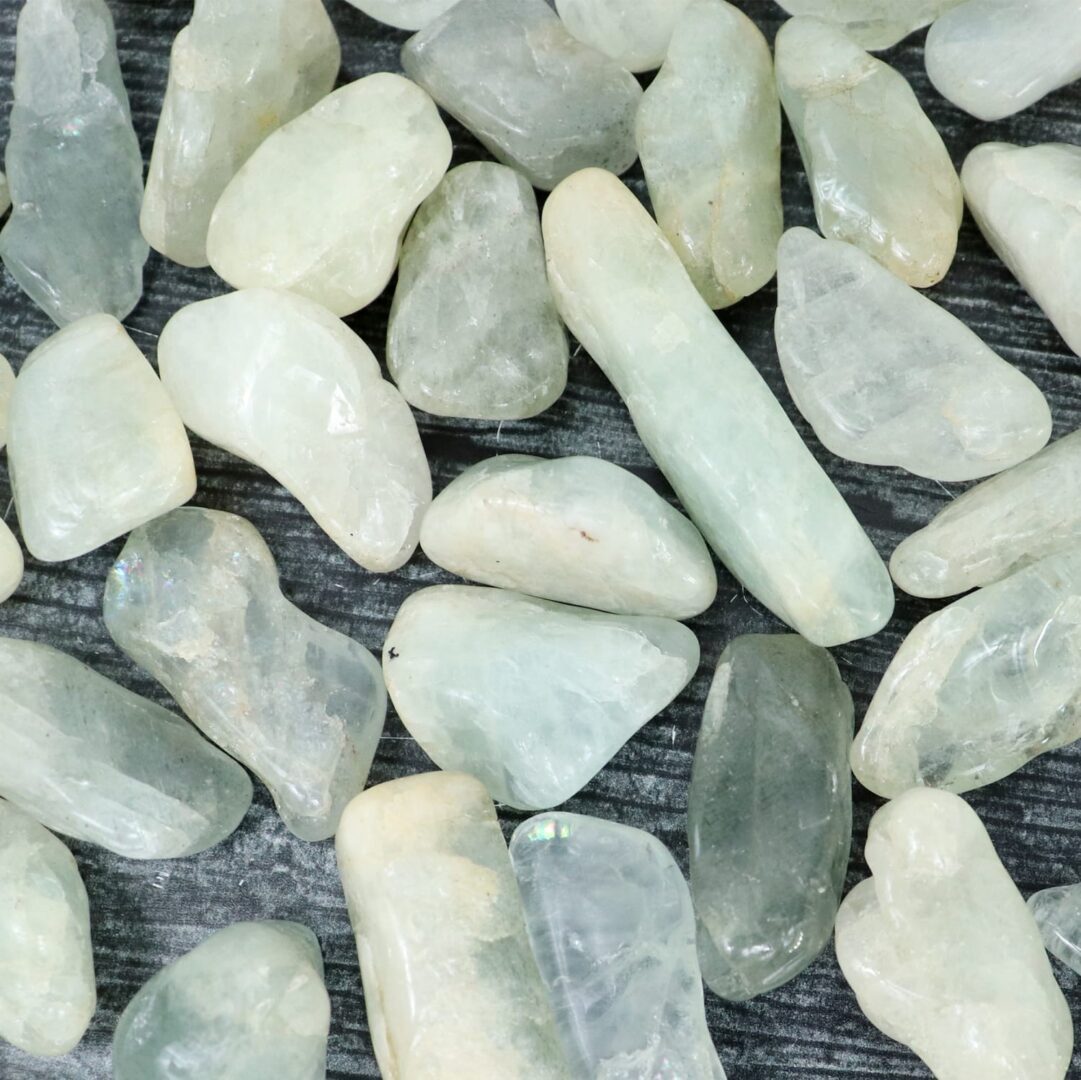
[690, 635, 853, 1001]
[402, 0, 642, 191]
[383, 585, 699, 809]
[336, 772, 570, 1078]
[207, 73, 451, 316]
[387, 163, 568, 420]
[0, 801, 95, 1058]
[159, 289, 430, 572]
[113, 921, 329, 1080]
[774, 0, 961, 49]
[962, 143, 1081, 358]
[343, 0, 459, 30]
[420, 455, 717, 619]
[853, 546, 1081, 798]
[637, 0, 782, 309]
[775, 227, 1051, 482]
[0, 638, 251, 858]
[9, 315, 196, 563]
[104, 508, 386, 842]
[1029, 885, 1081, 976]
[0, 521, 22, 606]
[0, 0, 147, 325]
[510, 812, 725, 1078]
[891, 430, 1081, 598]
[775, 18, 962, 288]
[836, 789, 1073, 1080]
[544, 168, 893, 647]
[555, 0, 691, 73]
[141, 0, 340, 268]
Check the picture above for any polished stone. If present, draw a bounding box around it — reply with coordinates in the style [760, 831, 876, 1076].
[0, 523, 22, 606]
[1029, 885, 1081, 976]
[555, 0, 692, 72]
[774, 0, 961, 48]
[342, 0, 459, 30]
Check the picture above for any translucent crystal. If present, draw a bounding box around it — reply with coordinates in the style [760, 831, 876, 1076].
[1029, 885, 1081, 976]
[342, 0, 459, 30]
[555, 0, 692, 73]
[774, 0, 962, 49]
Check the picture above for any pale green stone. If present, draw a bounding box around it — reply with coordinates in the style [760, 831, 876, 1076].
[0, 521, 22, 605]
[1029, 885, 1081, 976]
[775, 0, 961, 49]
[555, 0, 692, 72]
[342, 0, 459, 30]
[113, 922, 330, 1080]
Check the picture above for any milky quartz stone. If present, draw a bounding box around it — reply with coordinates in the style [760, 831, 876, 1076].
[637, 0, 782, 309]
[775, 17, 963, 288]
[774, 0, 962, 49]
[836, 789, 1073, 1080]
[420, 455, 717, 619]
[0, 523, 22, 605]
[1029, 885, 1081, 976]
[8, 315, 196, 563]
[141, 0, 341, 268]
[206, 73, 451, 316]
[383, 585, 699, 809]
[336, 772, 570, 1078]
[555, 0, 692, 72]
[544, 168, 893, 647]
[342, 0, 459, 30]
[0, 801, 95, 1058]
[158, 289, 431, 573]
[401, 0, 642, 191]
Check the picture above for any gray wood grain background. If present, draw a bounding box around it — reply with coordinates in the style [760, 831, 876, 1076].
[0, 1, 1078, 1077]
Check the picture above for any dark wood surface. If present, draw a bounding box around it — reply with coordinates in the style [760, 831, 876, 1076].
[0, 1, 1078, 1076]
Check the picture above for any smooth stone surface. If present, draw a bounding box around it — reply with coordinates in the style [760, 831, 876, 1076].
[637, 0, 782, 309]
[159, 289, 430, 573]
[0, 801, 95, 1058]
[113, 921, 330, 1080]
[1030, 885, 1081, 976]
[383, 585, 699, 809]
[9, 315, 196, 563]
[775, 17, 962, 288]
[891, 429, 1081, 598]
[0, 0, 147, 325]
[336, 772, 570, 1078]
[0, 521, 23, 605]
[926, 0, 1081, 122]
[401, 0, 642, 191]
[0, 352, 12, 449]
[511, 812, 725, 1079]
[0, 637, 252, 859]
[836, 789, 1073, 1080]
[690, 634, 853, 1002]
[853, 545, 1081, 798]
[555, 0, 692, 72]
[420, 454, 717, 619]
[141, 0, 340, 268]
[387, 162, 568, 420]
[775, 227, 1051, 481]
[207, 73, 451, 316]
[342, 0, 459, 30]
[774, 0, 961, 48]
[104, 508, 386, 842]
[544, 168, 893, 647]
[963, 142, 1081, 358]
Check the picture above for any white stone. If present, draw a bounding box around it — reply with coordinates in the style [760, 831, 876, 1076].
[159, 289, 431, 573]
[775, 17, 963, 288]
[206, 73, 451, 316]
[342, 0, 459, 30]
[835, 789, 1073, 1080]
[555, 0, 692, 73]
[775, 227, 1051, 481]
[141, 0, 340, 268]
[1029, 885, 1081, 976]
[9, 315, 196, 563]
[774, 0, 961, 49]
[637, 0, 782, 309]
[544, 168, 893, 647]
[0, 522, 23, 606]
[383, 585, 699, 809]
[420, 454, 717, 619]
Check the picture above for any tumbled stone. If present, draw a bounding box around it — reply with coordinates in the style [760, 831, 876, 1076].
[387, 163, 568, 420]
[891, 430, 1081, 598]
[206, 73, 451, 316]
[836, 789, 1073, 1080]
[775, 17, 962, 288]
[853, 546, 1081, 798]
[402, 0, 642, 191]
[962, 142, 1081, 358]
[775, 227, 1051, 481]
[511, 812, 725, 1078]
[544, 168, 893, 647]
[336, 772, 570, 1078]
[9, 315, 196, 563]
[383, 585, 699, 809]
[0, 637, 251, 858]
[774, 0, 961, 49]
[0, 523, 23, 606]
[113, 922, 329, 1080]
[0, 0, 147, 325]
[343, 0, 459, 30]
[0, 801, 95, 1058]
[555, 0, 691, 72]
[141, 0, 340, 268]
[637, 0, 782, 309]
[104, 508, 386, 842]
[159, 289, 430, 572]
[1029, 885, 1081, 976]
[420, 455, 717, 619]
[690, 635, 853, 1001]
